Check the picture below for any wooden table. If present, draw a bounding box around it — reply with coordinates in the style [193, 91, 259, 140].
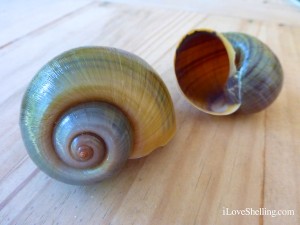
[1, 1, 299, 224]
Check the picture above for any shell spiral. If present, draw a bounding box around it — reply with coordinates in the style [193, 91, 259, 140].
[174, 29, 283, 115]
[20, 47, 176, 185]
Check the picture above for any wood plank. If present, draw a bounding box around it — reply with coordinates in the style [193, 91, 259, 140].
[107, 0, 300, 26]
[0, 2, 299, 225]
[0, 0, 94, 47]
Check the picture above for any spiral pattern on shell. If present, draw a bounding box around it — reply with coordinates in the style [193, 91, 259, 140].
[20, 47, 176, 184]
[174, 29, 283, 115]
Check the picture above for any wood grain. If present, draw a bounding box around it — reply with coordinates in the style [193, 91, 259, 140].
[0, 0, 93, 48]
[0, 1, 299, 225]
[108, 0, 300, 26]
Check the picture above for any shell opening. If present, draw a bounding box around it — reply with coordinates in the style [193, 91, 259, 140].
[174, 30, 241, 115]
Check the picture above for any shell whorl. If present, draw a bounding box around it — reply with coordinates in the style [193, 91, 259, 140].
[174, 29, 283, 115]
[20, 47, 176, 184]
[53, 103, 132, 172]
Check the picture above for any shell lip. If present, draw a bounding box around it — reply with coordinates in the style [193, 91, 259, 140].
[129, 117, 177, 159]
[174, 28, 242, 116]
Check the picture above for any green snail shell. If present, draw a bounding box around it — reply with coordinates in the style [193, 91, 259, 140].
[174, 29, 284, 115]
[20, 47, 176, 185]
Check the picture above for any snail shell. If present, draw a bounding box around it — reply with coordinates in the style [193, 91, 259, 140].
[174, 29, 283, 115]
[20, 47, 176, 185]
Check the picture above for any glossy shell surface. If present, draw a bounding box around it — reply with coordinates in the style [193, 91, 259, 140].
[20, 47, 176, 184]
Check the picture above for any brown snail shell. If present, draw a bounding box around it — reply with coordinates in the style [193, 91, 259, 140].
[174, 29, 284, 115]
[20, 47, 176, 185]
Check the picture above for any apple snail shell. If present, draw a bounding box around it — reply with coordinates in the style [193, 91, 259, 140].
[20, 47, 176, 185]
[174, 29, 284, 115]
